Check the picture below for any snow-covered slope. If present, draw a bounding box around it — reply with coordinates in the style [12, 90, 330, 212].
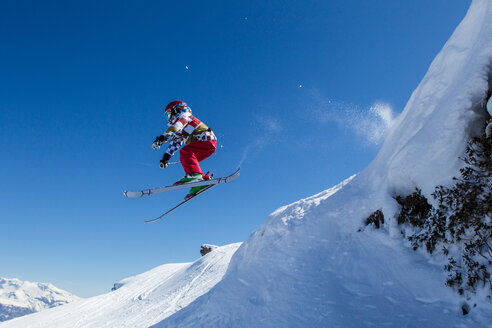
[0, 277, 79, 322]
[0, 243, 240, 327]
[154, 1, 492, 327]
[2, 1, 492, 327]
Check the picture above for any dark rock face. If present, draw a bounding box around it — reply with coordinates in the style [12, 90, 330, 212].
[200, 244, 218, 256]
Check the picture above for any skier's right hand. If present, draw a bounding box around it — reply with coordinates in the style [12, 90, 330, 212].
[160, 153, 171, 169]
[152, 135, 167, 149]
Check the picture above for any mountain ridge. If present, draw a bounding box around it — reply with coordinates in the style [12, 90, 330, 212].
[0, 277, 79, 322]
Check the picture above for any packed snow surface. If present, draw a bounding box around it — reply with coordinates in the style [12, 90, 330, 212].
[2, 0, 492, 327]
[0, 277, 78, 322]
[0, 243, 240, 327]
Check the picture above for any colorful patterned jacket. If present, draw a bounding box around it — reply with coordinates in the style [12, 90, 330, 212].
[163, 111, 216, 157]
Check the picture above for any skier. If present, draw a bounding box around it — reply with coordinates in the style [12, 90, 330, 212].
[152, 100, 217, 199]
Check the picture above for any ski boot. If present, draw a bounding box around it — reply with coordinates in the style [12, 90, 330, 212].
[175, 172, 204, 185]
[184, 172, 213, 200]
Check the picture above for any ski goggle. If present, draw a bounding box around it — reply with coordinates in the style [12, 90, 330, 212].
[165, 111, 172, 120]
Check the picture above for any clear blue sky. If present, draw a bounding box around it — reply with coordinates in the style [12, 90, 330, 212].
[0, 0, 470, 297]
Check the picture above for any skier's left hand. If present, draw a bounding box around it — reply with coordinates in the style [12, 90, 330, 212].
[152, 141, 161, 150]
[152, 135, 168, 149]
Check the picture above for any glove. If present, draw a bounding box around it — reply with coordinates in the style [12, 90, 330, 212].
[152, 135, 168, 150]
[160, 153, 171, 169]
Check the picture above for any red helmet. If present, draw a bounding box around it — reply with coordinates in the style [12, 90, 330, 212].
[164, 100, 191, 122]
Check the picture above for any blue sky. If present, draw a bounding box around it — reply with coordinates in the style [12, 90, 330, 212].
[0, 0, 470, 297]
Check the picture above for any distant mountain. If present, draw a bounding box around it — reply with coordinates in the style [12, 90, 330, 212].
[0, 277, 79, 322]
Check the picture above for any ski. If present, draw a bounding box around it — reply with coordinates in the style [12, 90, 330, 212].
[144, 185, 215, 224]
[123, 168, 240, 198]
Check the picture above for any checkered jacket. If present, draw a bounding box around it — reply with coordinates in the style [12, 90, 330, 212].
[163, 111, 216, 157]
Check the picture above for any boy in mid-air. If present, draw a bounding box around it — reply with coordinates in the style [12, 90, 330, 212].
[152, 100, 217, 199]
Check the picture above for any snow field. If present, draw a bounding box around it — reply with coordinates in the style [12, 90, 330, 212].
[0, 243, 240, 328]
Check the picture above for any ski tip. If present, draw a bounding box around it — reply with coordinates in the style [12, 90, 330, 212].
[230, 167, 241, 179]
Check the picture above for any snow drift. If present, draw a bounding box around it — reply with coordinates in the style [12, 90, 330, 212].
[1, 0, 492, 327]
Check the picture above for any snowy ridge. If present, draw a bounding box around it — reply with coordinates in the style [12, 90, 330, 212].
[0, 244, 240, 327]
[370, 0, 492, 197]
[155, 1, 492, 327]
[0, 277, 79, 322]
[157, 180, 471, 327]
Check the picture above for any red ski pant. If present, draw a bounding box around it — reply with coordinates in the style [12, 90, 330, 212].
[179, 140, 217, 175]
